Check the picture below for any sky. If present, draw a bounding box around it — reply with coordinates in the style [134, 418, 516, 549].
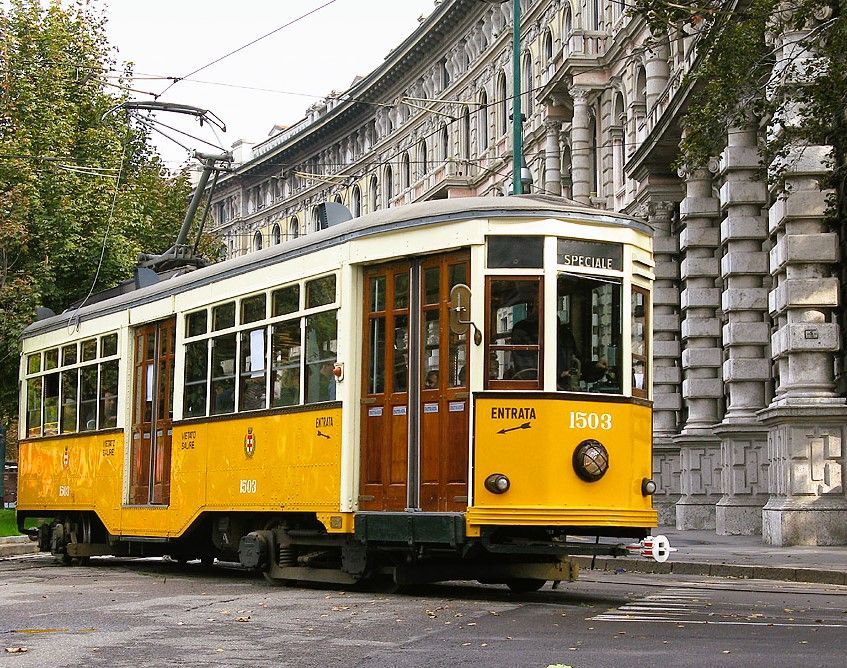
[103, 0, 436, 169]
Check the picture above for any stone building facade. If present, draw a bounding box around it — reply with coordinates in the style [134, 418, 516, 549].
[207, 0, 846, 545]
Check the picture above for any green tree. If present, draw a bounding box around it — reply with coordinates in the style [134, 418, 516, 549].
[629, 0, 847, 184]
[0, 0, 192, 428]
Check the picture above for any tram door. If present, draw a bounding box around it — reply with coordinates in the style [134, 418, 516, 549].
[129, 318, 176, 506]
[360, 252, 469, 512]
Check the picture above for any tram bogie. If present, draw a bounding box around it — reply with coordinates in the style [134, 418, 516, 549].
[17, 196, 657, 587]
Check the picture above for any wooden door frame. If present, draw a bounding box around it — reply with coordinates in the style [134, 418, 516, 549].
[129, 317, 175, 506]
[359, 250, 471, 512]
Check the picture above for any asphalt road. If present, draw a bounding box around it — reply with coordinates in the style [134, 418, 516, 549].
[1, 554, 845, 667]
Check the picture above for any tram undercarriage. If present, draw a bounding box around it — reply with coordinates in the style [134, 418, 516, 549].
[26, 510, 654, 590]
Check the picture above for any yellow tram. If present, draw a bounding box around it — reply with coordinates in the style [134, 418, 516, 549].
[17, 195, 658, 589]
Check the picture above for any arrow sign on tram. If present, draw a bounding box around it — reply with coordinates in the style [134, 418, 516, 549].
[497, 422, 532, 435]
[316, 430, 331, 440]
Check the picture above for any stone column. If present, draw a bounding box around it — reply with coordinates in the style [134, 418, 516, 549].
[759, 14, 847, 546]
[645, 41, 669, 112]
[543, 118, 562, 196]
[673, 165, 723, 529]
[569, 87, 592, 204]
[713, 120, 771, 535]
[648, 201, 683, 525]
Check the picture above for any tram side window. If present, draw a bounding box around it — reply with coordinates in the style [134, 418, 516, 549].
[305, 311, 338, 402]
[271, 319, 301, 407]
[486, 278, 542, 387]
[632, 287, 649, 398]
[99, 360, 119, 429]
[213, 302, 235, 331]
[79, 365, 98, 431]
[61, 368, 78, 433]
[186, 310, 208, 337]
[272, 285, 299, 316]
[239, 328, 267, 411]
[211, 334, 236, 415]
[26, 378, 42, 438]
[183, 341, 209, 418]
[23, 332, 120, 437]
[306, 275, 336, 308]
[556, 274, 622, 394]
[43, 371, 60, 436]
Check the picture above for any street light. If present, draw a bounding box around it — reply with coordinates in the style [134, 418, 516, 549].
[480, 0, 524, 194]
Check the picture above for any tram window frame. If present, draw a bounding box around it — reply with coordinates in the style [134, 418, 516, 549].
[556, 272, 623, 395]
[22, 331, 121, 438]
[180, 273, 339, 419]
[484, 276, 544, 390]
[631, 286, 650, 399]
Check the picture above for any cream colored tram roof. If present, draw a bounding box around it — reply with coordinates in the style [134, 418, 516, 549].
[23, 194, 651, 340]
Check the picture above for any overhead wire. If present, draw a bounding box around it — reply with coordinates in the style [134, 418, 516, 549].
[156, 0, 340, 98]
[66, 133, 131, 333]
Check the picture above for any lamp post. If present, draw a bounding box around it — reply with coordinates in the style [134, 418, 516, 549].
[481, 0, 523, 194]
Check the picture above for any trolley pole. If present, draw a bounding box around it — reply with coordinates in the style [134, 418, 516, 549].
[511, 0, 523, 195]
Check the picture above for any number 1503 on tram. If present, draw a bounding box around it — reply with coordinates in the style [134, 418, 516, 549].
[17, 195, 661, 589]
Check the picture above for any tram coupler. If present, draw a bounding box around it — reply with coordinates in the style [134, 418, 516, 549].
[625, 534, 676, 563]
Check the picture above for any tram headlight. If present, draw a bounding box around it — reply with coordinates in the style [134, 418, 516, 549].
[641, 478, 657, 496]
[572, 439, 609, 482]
[484, 473, 511, 494]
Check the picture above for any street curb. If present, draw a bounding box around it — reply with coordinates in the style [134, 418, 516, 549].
[0, 535, 38, 558]
[572, 555, 847, 586]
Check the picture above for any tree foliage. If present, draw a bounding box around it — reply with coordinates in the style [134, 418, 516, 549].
[630, 0, 847, 189]
[0, 0, 192, 427]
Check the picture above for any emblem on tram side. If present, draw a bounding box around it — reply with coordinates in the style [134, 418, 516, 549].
[62, 446, 69, 469]
[244, 428, 256, 458]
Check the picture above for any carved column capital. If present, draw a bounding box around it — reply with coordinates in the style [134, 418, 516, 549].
[647, 200, 676, 222]
[569, 86, 592, 103]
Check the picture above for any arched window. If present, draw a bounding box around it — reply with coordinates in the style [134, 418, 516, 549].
[612, 92, 626, 192]
[419, 139, 428, 175]
[289, 216, 299, 240]
[351, 184, 362, 217]
[272, 223, 281, 245]
[441, 123, 450, 161]
[543, 28, 553, 65]
[562, 6, 573, 53]
[334, 194, 344, 205]
[370, 175, 379, 212]
[440, 57, 451, 89]
[477, 90, 489, 153]
[522, 52, 534, 114]
[312, 206, 324, 232]
[462, 107, 471, 159]
[383, 165, 393, 207]
[253, 231, 263, 251]
[589, 113, 599, 196]
[496, 71, 508, 136]
[401, 152, 411, 190]
[635, 65, 647, 103]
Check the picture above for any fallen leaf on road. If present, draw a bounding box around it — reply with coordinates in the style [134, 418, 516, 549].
[235, 616, 250, 623]
[5, 648, 29, 654]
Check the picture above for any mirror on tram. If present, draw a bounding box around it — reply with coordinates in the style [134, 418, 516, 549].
[449, 284, 482, 345]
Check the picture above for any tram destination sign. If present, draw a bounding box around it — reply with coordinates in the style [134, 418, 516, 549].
[557, 238, 623, 271]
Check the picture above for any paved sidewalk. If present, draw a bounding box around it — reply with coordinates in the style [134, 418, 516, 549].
[2, 528, 846, 585]
[573, 527, 847, 585]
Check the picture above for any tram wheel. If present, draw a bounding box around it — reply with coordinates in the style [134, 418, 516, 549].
[506, 578, 546, 593]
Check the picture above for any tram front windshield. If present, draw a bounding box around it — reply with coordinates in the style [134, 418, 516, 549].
[556, 273, 621, 394]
